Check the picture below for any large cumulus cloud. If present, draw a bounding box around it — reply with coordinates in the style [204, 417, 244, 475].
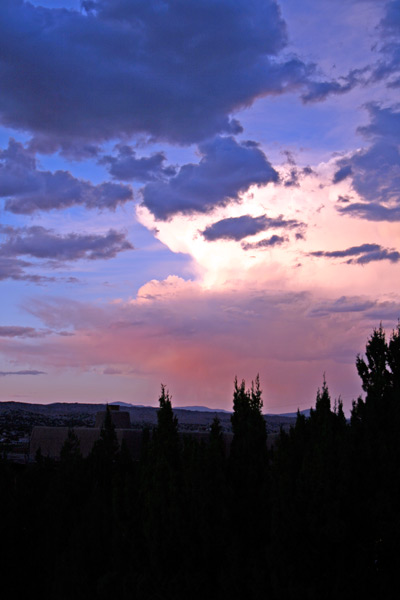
[0, 139, 132, 213]
[0, 0, 342, 150]
[141, 136, 279, 219]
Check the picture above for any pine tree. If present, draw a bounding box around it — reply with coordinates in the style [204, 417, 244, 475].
[60, 428, 82, 464]
[356, 324, 390, 401]
[153, 383, 180, 466]
[228, 375, 269, 598]
[100, 405, 119, 460]
[139, 385, 183, 598]
[230, 374, 267, 487]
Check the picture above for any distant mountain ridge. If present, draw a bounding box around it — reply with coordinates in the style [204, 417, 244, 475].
[110, 401, 230, 413]
[0, 400, 298, 435]
[276, 409, 311, 418]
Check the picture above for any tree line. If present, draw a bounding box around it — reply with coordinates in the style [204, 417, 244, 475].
[0, 324, 399, 599]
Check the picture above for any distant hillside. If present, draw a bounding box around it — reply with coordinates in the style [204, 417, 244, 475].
[276, 408, 312, 418]
[0, 400, 296, 435]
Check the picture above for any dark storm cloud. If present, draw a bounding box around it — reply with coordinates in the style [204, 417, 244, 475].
[241, 234, 287, 251]
[334, 103, 400, 220]
[0, 225, 133, 262]
[310, 243, 400, 264]
[0, 139, 132, 214]
[0, 0, 344, 149]
[0, 370, 46, 377]
[99, 145, 176, 182]
[202, 213, 305, 242]
[141, 136, 279, 220]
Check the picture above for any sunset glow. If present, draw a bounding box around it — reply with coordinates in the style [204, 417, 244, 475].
[1, 0, 400, 413]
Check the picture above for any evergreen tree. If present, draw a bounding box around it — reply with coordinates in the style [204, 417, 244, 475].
[228, 375, 269, 599]
[99, 405, 120, 460]
[153, 384, 180, 466]
[356, 324, 390, 398]
[139, 385, 184, 598]
[230, 374, 267, 491]
[60, 427, 82, 464]
[350, 323, 400, 595]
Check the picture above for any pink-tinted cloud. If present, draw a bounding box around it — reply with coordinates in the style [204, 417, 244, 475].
[4, 277, 398, 412]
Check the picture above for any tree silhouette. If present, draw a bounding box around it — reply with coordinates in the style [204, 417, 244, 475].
[60, 427, 82, 465]
[230, 374, 267, 491]
[139, 385, 184, 598]
[228, 375, 269, 598]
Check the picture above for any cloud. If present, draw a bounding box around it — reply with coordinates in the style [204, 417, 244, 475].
[99, 145, 176, 182]
[0, 0, 346, 150]
[334, 103, 400, 220]
[0, 370, 46, 377]
[202, 215, 270, 242]
[7, 278, 398, 409]
[0, 256, 57, 283]
[280, 152, 315, 188]
[351, 248, 400, 264]
[141, 136, 279, 219]
[307, 296, 400, 323]
[201, 210, 305, 243]
[370, 0, 400, 87]
[0, 224, 134, 262]
[0, 139, 132, 214]
[332, 165, 353, 184]
[0, 326, 43, 338]
[309, 242, 400, 264]
[308, 296, 377, 318]
[242, 235, 288, 251]
[301, 68, 363, 103]
[103, 367, 123, 375]
[338, 202, 400, 221]
[357, 102, 400, 141]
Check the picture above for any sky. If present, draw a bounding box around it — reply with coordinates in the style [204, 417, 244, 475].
[1, 0, 400, 413]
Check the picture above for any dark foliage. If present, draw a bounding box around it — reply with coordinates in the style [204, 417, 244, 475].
[1, 324, 400, 598]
